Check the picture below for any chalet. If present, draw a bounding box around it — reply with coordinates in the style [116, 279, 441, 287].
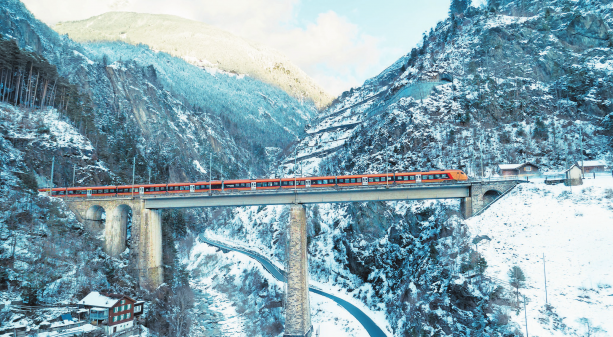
[498, 162, 540, 177]
[77, 292, 144, 335]
[578, 160, 606, 173]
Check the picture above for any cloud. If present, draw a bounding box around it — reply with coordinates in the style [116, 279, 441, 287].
[22, 0, 384, 96]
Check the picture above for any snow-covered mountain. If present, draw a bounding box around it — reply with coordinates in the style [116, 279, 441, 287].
[2, 0, 613, 336]
[53, 12, 334, 109]
[198, 0, 613, 335]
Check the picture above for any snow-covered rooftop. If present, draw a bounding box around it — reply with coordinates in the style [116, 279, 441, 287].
[78, 292, 119, 308]
[498, 162, 539, 170]
[580, 160, 606, 167]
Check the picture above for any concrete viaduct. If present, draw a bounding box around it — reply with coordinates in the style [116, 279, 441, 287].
[65, 179, 520, 337]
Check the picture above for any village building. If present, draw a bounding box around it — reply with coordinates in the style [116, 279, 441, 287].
[578, 160, 606, 173]
[498, 162, 540, 177]
[77, 292, 143, 335]
[565, 164, 583, 186]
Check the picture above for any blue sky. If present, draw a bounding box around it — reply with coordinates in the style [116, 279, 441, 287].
[22, 0, 466, 96]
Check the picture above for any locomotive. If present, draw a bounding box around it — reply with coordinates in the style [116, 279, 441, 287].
[39, 170, 469, 197]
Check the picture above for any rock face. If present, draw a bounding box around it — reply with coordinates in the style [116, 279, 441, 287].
[560, 13, 612, 48]
[53, 12, 334, 109]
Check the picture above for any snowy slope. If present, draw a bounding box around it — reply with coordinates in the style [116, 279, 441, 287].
[468, 177, 613, 336]
[53, 12, 334, 109]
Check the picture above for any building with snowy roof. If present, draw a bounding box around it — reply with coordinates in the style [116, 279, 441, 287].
[498, 162, 540, 177]
[565, 164, 583, 186]
[77, 291, 143, 335]
[578, 160, 606, 173]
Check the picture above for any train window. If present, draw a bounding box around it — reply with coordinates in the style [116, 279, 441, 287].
[273, 182, 279, 186]
[351, 178, 356, 183]
[428, 175, 434, 180]
[369, 178, 374, 182]
[323, 180, 328, 184]
[154, 187, 159, 191]
[409, 176, 415, 181]
[161, 187, 166, 191]
[257, 183, 262, 187]
[339, 179, 345, 183]
[68, 190, 74, 194]
[374, 177, 380, 182]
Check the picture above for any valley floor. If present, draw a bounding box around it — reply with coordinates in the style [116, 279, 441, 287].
[468, 176, 613, 336]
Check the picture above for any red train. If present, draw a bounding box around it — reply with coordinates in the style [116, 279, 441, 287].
[39, 170, 468, 197]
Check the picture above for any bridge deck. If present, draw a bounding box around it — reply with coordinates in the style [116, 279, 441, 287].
[80, 183, 473, 209]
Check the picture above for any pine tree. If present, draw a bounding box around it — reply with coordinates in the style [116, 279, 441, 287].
[508, 265, 526, 304]
[449, 0, 470, 16]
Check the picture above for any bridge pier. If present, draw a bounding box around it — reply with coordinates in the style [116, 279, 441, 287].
[461, 197, 473, 218]
[138, 208, 163, 289]
[284, 204, 312, 337]
[66, 199, 163, 289]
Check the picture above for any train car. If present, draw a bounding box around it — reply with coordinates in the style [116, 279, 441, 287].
[167, 182, 193, 194]
[253, 178, 282, 190]
[223, 179, 252, 191]
[66, 186, 91, 197]
[117, 185, 138, 196]
[87, 186, 118, 197]
[394, 170, 467, 184]
[305, 176, 337, 188]
[336, 175, 365, 187]
[38, 187, 68, 197]
[280, 177, 306, 188]
[337, 174, 393, 186]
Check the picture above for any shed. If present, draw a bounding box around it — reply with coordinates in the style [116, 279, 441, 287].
[498, 162, 540, 176]
[565, 164, 583, 186]
[579, 160, 606, 173]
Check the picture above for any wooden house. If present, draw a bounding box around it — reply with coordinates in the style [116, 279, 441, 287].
[579, 160, 606, 173]
[77, 291, 142, 335]
[498, 162, 540, 177]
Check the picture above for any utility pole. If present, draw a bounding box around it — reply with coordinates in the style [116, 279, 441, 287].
[72, 164, 76, 187]
[294, 145, 298, 191]
[131, 157, 136, 198]
[209, 153, 212, 194]
[148, 167, 151, 184]
[386, 140, 389, 187]
[49, 156, 55, 194]
[543, 253, 548, 304]
[524, 295, 529, 337]
[480, 136, 485, 178]
[579, 126, 584, 178]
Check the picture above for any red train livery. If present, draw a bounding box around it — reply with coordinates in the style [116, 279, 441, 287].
[39, 170, 469, 197]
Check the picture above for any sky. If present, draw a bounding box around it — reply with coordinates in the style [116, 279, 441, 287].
[20, 0, 469, 96]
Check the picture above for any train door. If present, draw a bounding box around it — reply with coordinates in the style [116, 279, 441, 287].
[306, 179, 311, 188]
[251, 182, 256, 191]
[190, 185, 195, 193]
[87, 189, 92, 197]
[139, 187, 144, 195]
[362, 177, 368, 185]
[416, 174, 422, 183]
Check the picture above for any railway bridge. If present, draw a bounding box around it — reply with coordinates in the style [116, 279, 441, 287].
[64, 179, 520, 337]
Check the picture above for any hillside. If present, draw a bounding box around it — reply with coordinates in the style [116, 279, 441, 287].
[53, 12, 334, 109]
[198, 0, 613, 336]
[0, 0, 316, 335]
[468, 177, 613, 336]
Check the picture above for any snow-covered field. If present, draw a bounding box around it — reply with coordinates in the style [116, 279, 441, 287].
[468, 177, 613, 336]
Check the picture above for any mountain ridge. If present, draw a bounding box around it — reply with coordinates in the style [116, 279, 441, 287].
[53, 11, 334, 109]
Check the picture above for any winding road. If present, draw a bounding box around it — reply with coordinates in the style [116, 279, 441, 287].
[198, 235, 388, 337]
